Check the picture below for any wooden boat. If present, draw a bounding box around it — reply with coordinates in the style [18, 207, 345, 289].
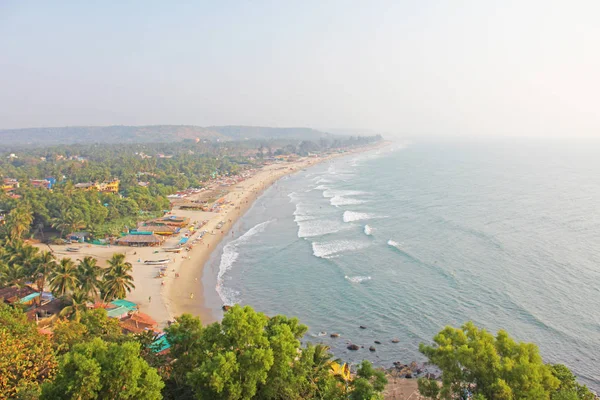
[163, 247, 182, 253]
[144, 259, 170, 265]
[66, 247, 80, 252]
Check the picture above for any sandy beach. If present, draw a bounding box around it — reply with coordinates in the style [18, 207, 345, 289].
[36, 144, 386, 328]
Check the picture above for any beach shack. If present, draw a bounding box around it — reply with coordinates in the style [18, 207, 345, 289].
[0, 286, 40, 307]
[106, 306, 131, 319]
[150, 215, 190, 227]
[119, 312, 158, 334]
[117, 233, 164, 247]
[136, 224, 179, 236]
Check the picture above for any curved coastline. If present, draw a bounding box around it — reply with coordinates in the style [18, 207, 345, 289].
[162, 143, 389, 325]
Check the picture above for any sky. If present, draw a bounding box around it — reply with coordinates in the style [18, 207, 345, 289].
[1, 1, 599, 138]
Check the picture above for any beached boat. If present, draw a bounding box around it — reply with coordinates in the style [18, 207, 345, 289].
[163, 247, 182, 253]
[66, 247, 80, 252]
[144, 259, 171, 265]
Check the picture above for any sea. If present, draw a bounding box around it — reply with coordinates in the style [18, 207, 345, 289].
[202, 137, 600, 390]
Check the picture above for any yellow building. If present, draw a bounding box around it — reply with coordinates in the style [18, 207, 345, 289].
[74, 179, 119, 193]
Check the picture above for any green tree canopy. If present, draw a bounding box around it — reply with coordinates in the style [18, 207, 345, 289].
[418, 322, 563, 400]
[165, 305, 386, 400]
[0, 303, 57, 399]
[41, 337, 164, 400]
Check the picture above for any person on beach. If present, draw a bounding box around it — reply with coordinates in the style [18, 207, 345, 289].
[148, 296, 152, 303]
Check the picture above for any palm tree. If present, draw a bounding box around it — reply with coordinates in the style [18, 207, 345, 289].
[102, 253, 135, 301]
[51, 208, 85, 238]
[33, 251, 57, 293]
[59, 290, 92, 322]
[76, 256, 102, 299]
[9, 243, 40, 279]
[49, 258, 78, 297]
[0, 262, 27, 288]
[5, 206, 34, 241]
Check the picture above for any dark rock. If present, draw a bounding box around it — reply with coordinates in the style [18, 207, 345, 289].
[330, 333, 340, 338]
[405, 373, 413, 379]
[347, 344, 360, 351]
[374, 340, 381, 344]
[359, 325, 367, 329]
[391, 338, 400, 343]
[222, 305, 232, 311]
[369, 346, 376, 352]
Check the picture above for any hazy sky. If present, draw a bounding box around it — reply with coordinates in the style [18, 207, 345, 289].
[1, 1, 599, 138]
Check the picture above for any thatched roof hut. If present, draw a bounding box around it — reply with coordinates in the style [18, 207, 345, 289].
[135, 224, 179, 235]
[117, 234, 164, 247]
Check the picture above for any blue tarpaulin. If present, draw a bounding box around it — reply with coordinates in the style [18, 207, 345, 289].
[19, 292, 41, 303]
[179, 237, 189, 245]
[151, 334, 171, 353]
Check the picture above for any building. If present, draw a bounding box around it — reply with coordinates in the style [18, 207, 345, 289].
[2, 178, 19, 192]
[119, 312, 158, 334]
[30, 179, 52, 189]
[116, 233, 165, 247]
[74, 179, 120, 193]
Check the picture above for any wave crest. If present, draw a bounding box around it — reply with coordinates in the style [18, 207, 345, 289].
[216, 220, 274, 305]
[345, 275, 372, 283]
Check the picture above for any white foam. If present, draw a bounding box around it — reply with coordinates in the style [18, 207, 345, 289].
[287, 192, 299, 203]
[216, 220, 274, 305]
[343, 211, 382, 223]
[311, 240, 369, 259]
[314, 185, 329, 191]
[345, 275, 372, 283]
[323, 189, 368, 198]
[387, 239, 402, 249]
[297, 219, 350, 238]
[330, 196, 366, 207]
[316, 178, 332, 184]
[364, 225, 374, 236]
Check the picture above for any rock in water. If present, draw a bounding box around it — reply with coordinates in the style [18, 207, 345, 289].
[359, 325, 367, 329]
[330, 333, 340, 338]
[369, 346, 376, 352]
[222, 305, 232, 311]
[391, 338, 400, 343]
[347, 344, 360, 351]
[374, 340, 381, 344]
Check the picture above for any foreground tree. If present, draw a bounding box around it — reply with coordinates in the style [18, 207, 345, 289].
[41, 337, 164, 400]
[165, 305, 386, 400]
[418, 322, 563, 400]
[0, 303, 57, 399]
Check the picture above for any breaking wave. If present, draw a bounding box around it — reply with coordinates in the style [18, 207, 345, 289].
[297, 219, 350, 238]
[364, 225, 374, 235]
[387, 239, 402, 249]
[323, 189, 368, 198]
[216, 220, 274, 305]
[311, 240, 369, 259]
[342, 211, 382, 222]
[345, 275, 372, 283]
[330, 196, 366, 207]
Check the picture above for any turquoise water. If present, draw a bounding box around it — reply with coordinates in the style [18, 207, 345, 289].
[203, 138, 600, 389]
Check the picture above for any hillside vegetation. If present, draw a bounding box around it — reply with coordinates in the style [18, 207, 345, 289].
[0, 125, 334, 146]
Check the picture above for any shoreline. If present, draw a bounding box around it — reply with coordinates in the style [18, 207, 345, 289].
[163, 142, 390, 325]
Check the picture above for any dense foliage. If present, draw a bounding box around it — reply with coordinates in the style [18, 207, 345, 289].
[0, 304, 57, 399]
[0, 239, 135, 308]
[417, 322, 594, 400]
[0, 135, 381, 238]
[164, 305, 387, 400]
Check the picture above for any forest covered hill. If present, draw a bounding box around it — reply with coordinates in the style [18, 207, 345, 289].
[0, 125, 335, 146]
